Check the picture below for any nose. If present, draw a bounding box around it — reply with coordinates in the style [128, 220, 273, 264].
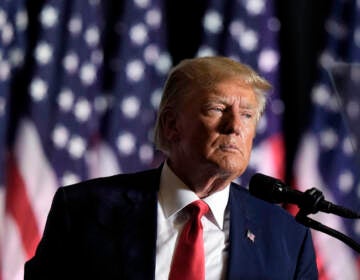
[220, 110, 242, 135]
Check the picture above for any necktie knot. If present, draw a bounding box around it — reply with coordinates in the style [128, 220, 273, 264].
[188, 200, 209, 219]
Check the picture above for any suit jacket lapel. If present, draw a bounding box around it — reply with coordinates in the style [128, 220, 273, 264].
[226, 184, 264, 279]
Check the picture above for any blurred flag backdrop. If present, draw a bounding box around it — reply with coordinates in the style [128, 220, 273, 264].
[294, 0, 360, 279]
[0, 0, 171, 278]
[196, 0, 284, 186]
[2, 0, 359, 280]
[0, 1, 283, 279]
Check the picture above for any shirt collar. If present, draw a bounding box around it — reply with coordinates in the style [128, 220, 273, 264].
[158, 161, 230, 229]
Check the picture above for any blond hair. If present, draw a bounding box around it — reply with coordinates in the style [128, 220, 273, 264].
[154, 56, 272, 155]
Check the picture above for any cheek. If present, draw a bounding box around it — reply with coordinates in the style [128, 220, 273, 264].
[240, 124, 256, 143]
[179, 120, 213, 147]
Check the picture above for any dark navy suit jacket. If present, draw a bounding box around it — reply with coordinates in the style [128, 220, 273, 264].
[25, 167, 318, 279]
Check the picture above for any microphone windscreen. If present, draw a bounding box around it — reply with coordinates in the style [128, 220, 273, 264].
[249, 173, 285, 204]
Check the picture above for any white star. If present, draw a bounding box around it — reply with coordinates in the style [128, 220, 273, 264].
[68, 135, 86, 159]
[258, 49, 279, 72]
[2, 23, 14, 45]
[61, 172, 81, 186]
[256, 115, 267, 134]
[35, 41, 53, 65]
[30, 78, 48, 101]
[325, 19, 347, 40]
[126, 60, 145, 82]
[268, 17, 281, 32]
[85, 26, 100, 47]
[346, 100, 360, 119]
[68, 16, 82, 35]
[117, 132, 136, 155]
[354, 219, 360, 235]
[144, 44, 159, 65]
[63, 52, 79, 74]
[16, 10, 28, 31]
[40, 5, 58, 28]
[239, 29, 258, 52]
[155, 53, 172, 75]
[343, 136, 356, 155]
[58, 88, 74, 112]
[139, 144, 154, 163]
[121, 96, 141, 119]
[229, 20, 245, 37]
[129, 23, 148, 45]
[0, 9, 6, 28]
[9, 47, 24, 67]
[271, 99, 284, 115]
[150, 88, 162, 109]
[146, 9, 161, 28]
[245, 0, 265, 15]
[91, 49, 103, 65]
[319, 51, 336, 69]
[197, 46, 217, 57]
[80, 62, 96, 85]
[203, 10, 223, 34]
[338, 171, 354, 194]
[0, 60, 10, 81]
[311, 84, 331, 106]
[320, 128, 338, 149]
[52, 124, 69, 148]
[74, 98, 91, 122]
[134, 0, 150, 8]
[94, 95, 108, 113]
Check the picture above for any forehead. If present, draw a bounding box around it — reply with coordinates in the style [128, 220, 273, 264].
[201, 78, 257, 104]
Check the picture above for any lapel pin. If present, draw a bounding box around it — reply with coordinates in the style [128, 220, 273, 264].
[246, 229, 256, 243]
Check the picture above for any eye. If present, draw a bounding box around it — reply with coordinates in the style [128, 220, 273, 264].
[204, 104, 226, 115]
[212, 107, 224, 112]
[240, 111, 255, 120]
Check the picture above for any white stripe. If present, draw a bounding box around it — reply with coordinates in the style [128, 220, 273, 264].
[86, 141, 121, 178]
[294, 133, 359, 280]
[1, 215, 27, 280]
[250, 137, 282, 178]
[14, 119, 58, 231]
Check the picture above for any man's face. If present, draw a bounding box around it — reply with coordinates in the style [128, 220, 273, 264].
[169, 78, 259, 179]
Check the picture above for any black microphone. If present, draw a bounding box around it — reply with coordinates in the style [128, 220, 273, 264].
[249, 173, 360, 218]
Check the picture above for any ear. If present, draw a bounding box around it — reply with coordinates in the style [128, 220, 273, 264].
[161, 109, 181, 144]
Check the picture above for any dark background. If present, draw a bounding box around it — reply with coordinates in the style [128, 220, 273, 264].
[166, 0, 333, 182]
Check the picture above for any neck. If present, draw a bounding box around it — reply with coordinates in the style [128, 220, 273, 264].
[167, 160, 235, 198]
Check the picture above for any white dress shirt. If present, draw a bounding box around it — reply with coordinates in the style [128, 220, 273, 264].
[155, 162, 230, 280]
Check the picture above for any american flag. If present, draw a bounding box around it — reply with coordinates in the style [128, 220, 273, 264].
[0, 0, 170, 279]
[101, 0, 171, 174]
[196, 0, 284, 185]
[294, 0, 360, 279]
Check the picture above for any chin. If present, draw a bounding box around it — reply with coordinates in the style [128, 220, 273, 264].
[212, 157, 247, 178]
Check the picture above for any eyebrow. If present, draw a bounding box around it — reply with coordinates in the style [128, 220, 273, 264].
[204, 96, 257, 110]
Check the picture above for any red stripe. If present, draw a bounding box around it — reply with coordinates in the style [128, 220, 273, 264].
[5, 154, 41, 259]
[316, 248, 330, 280]
[268, 133, 285, 180]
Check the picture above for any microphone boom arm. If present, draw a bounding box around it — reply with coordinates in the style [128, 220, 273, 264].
[294, 188, 360, 253]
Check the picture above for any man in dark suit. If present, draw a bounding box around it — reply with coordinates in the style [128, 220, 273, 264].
[25, 56, 318, 279]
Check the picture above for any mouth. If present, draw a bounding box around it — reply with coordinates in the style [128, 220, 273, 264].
[219, 144, 239, 152]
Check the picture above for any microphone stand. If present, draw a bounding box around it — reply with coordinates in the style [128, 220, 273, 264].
[294, 188, 360, 253]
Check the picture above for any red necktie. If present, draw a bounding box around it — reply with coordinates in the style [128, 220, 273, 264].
[169, 200, 210, 280]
